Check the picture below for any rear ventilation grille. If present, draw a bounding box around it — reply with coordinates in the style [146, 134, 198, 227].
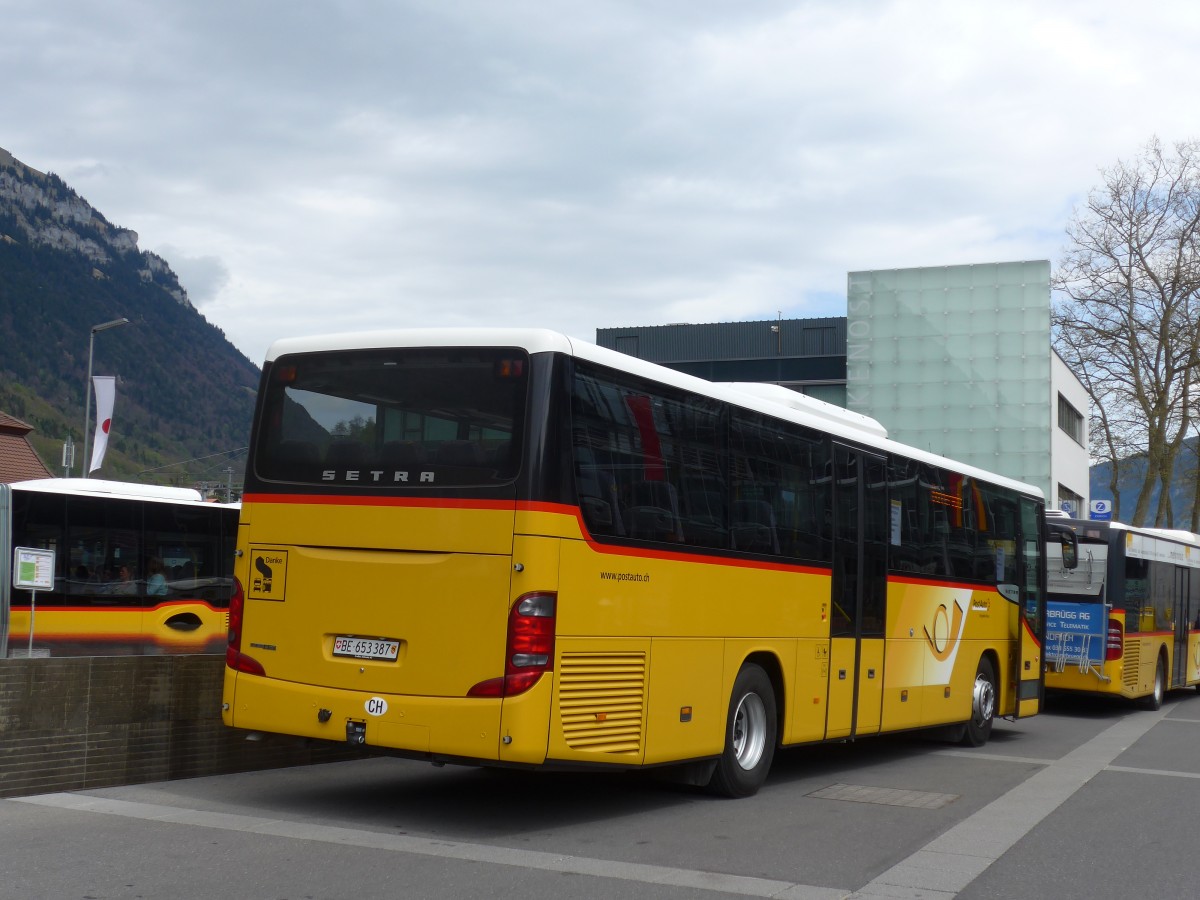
[1123, 640, 1140, 690]
[559, 652, 646, 756]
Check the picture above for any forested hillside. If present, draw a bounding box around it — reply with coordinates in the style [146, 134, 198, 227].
[0, 148, 260, 488]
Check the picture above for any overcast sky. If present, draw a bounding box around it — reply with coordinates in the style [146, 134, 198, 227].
[4, 1, 1200, 366]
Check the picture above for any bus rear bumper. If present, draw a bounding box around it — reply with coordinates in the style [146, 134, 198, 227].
[223, 669, 515, 762]
[1045, 665, 1126, 697]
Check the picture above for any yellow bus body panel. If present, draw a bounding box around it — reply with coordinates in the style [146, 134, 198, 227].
[883, 579, 1019, 728]
[226, 501, 1037, 768]
[855, 639, 885, 735]
[226, 499, 524, 761]
[225, 669, 506, 759]
[234, 500, 515, 699]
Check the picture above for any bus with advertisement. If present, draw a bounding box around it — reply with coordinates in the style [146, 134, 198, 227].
[0, 478, 237, 657]
[1046, 514, 1200, 708]
[223, 328, 1062, 796]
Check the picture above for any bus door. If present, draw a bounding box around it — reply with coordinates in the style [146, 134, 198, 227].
[825, 445, 888, 739]
[1016, 497, 1047, 716]
[1173, 566, 1190, 687]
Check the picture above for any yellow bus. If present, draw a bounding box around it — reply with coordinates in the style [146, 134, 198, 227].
[1046, 515, 1200, 708]
[1, 478, 237, 656]
[223, 329, 1056, 796]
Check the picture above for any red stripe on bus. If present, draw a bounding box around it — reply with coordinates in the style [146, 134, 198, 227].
[1021, 614, 1042, 649]
[582, 537, 831, 575]
[890, 572, 1014, 593]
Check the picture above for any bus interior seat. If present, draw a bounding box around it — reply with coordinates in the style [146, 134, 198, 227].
[273, 440, 321, 478]
[681, 479, 728, 548]
[575, 453, 625, 536]
[624, 480, 684, 543]
[326, 441, 372, 468]
[484, 441, 512, 470]
[732, 500, 780, 555]
[381, 441, 426, 467]
[437, 440, 483, 466]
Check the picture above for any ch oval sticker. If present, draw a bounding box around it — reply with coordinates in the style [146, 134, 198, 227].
[365, 697, 388, 717]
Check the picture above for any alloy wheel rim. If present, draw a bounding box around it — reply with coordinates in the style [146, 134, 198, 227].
[733, 693, 767, 770]
[972, 673, 995, 726]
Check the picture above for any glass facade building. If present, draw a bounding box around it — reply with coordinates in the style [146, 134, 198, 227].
[848, 261, 1050, 489]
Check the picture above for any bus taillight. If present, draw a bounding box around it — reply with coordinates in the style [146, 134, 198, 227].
[467, 592, 557, 698]
[1106, 618, 1123, 661]
[226, 576, 266, 676]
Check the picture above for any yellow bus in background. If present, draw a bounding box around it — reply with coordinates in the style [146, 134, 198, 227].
[1046, 516, 1200, 708]
[1, 478, 237, 657]
[223, 329, 1055, 796]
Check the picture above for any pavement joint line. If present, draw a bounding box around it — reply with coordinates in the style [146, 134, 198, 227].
[1105, 764, 1200, 779]
[8, 792, 851, 899]
[847, 702, 1174, 899]
[933, 750, 1056, 766]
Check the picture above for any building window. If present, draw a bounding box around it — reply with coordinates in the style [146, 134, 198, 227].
[1058, 394, 1083, 445]
[1058, 485, 1084, 518]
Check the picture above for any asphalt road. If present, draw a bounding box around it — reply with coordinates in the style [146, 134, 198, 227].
[4, 689, 1198, 900]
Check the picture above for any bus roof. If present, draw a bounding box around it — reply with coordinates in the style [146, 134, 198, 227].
[263, 327, 1044, 502]
[1061, 517, 1200, 548]
[10, 478, 237, 508]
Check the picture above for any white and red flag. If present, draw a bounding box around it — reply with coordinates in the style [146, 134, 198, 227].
[89, 376, 116, 474]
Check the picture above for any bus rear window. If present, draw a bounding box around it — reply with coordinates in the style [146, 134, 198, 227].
[254, 347, 528, 487]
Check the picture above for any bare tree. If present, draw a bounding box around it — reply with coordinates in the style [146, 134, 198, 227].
[1053, 137, 1200, 527]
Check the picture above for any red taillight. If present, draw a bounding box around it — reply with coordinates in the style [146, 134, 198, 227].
[1105, 618, 1123, 661]
[226, 576, 266, 676]
[467, 592, 556, 698]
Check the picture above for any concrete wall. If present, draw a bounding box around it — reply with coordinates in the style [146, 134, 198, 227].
[0, 656, 357, 799]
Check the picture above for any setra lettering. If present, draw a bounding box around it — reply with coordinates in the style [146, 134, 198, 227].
[318, 469, 437, 484]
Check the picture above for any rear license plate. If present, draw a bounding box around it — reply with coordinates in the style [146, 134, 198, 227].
[333, 635, 400, 661]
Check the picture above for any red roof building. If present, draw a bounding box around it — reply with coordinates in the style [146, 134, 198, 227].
[0, 412, 55, 483]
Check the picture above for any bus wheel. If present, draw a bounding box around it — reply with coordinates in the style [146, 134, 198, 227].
[707, 663, 777, 798]
[961, 656, 996, 747]
[1142, 655, 1166, 710]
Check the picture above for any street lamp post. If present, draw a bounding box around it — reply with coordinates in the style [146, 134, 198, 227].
[82, 317, 130, 478]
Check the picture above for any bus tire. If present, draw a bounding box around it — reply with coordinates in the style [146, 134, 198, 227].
[707, 663, 777, 798]
[1142, 655, 1166, 710]
[960, 656, 996, 747]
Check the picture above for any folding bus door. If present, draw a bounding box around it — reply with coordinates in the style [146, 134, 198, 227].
[1174, 566, 1190, 687]
[825, 445, 888, 739]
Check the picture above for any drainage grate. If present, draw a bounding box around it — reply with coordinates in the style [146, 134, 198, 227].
[808, 782, 959, 809]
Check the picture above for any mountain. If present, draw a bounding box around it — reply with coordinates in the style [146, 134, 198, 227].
[0, 147, 260, 490]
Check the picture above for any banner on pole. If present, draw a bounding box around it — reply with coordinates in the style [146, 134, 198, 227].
[89, 376, 116, 474]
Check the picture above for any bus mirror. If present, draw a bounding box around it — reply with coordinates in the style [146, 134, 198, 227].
[1061, 533, 1078, 569]
[1047, 524, 1078, 570]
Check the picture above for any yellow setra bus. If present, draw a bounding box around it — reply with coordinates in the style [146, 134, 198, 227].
[1046, 515, 1200, 708]
[223, 329, 1056, 796]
